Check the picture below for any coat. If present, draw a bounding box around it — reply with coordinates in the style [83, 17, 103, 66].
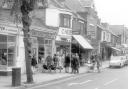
[31, 57, 37, 66]
[71, 56, 79, 69]
[53, 56, 59, 67]
[64, 56, 70, 67]
[45, 56, 53, 67]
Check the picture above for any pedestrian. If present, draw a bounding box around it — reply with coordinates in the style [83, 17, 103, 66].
[53, 54, 59, 67]
[64, 54, 70, 73]
[71, 54, 79, 74]
[74, 53, 80, 74]
[90, 54, 95, 70]
[58, 54, 63, 72]
[45, 55, 53, 72]
[31, 55, 37, 74]
[95, 54, 101, 73]
[71, 54, 74, 73]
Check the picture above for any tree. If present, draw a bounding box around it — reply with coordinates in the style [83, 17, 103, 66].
[10, 0, 48, 83]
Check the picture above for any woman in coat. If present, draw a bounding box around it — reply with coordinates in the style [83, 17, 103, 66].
[64, 54, 70, 73]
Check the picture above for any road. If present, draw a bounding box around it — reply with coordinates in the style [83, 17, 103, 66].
[28, 66, 128, 89]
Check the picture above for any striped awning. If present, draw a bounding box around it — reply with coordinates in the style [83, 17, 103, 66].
[73, 35, 93, 49]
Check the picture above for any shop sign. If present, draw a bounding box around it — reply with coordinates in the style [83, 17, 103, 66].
[58, 27, 72, 36]
[31, 29, 56, 39]
[0, 25, 17, 34]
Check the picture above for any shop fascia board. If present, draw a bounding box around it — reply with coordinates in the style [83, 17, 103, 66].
[30, 25, 57, 34]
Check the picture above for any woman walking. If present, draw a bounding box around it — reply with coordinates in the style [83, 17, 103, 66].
[31, 55, 37, 74]
[64, 54, 70, 73]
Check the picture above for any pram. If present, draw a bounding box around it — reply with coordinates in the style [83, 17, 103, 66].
[86, 63, 95, 73]
[42, 64, 56, 72]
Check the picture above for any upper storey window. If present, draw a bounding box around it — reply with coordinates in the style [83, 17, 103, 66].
[60, 14, 71, 28]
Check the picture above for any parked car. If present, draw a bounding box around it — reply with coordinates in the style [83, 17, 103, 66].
[124, 56, 128, 66]
[109, 56, 125, 68]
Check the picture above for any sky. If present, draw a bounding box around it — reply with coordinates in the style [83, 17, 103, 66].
[94, 0, 128, 27]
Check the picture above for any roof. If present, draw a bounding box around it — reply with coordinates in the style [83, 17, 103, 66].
[0, 9, 58, 32]
[109, 25, 125, 35]
[65, 0, 86, 12]
[79, 0, 94, 7]
[48, 0, 69, 10]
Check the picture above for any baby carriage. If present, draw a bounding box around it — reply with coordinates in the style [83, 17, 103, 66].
[86, 62, 95, 73]
[42, 64, 57, 72]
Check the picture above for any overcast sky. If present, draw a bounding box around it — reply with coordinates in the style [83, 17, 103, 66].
[94, 0, 128, 27]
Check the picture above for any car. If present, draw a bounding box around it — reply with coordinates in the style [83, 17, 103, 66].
[124, 56, 128, 66]
[109, 56, 125, 68]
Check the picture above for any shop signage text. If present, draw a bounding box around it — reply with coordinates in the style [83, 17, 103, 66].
[58, 27, 72, 36]
[0, 25, 17, 34]
[31, 30, 56, 39]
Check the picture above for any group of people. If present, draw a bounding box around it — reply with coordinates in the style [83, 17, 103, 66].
[31, 53, 102, 74]
[64, 53, 80, 74]
[43, 53, 81, 74]
[44, 54, 64, 72]
[90, 54, 102, 73]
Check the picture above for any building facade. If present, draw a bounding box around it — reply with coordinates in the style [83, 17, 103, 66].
[0, 0, 57, 75]
[45, 0, 73, 56]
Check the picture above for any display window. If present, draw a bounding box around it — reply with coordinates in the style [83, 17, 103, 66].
[0, 34, 16, 67]
[37, 37, 52, 63]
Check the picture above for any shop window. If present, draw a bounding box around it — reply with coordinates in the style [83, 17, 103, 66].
[38, 38, 52, 63]
[38, 45, 44, 63]
[8, 45, 15, 66]
[45, 40, 49, 44]
[61, 38, 67, 42]
[0, 48, 7, 65]
[0, 35, 16, 67]
[49, 40, 52, 45]
[0, 35, 7, 42]
[45, 39, 52, 45]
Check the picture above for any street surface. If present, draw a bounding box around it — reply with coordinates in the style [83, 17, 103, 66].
[28, 66, 128, 89]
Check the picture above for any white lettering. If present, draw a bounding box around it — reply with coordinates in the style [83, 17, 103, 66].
[59, 28, 72, 36]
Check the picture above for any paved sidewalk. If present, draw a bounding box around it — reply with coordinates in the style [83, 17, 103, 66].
[0, 61, 109, 89]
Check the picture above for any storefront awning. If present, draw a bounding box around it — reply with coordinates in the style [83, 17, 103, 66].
[73, 35, 93, 49]
[111, 47, 120, 51]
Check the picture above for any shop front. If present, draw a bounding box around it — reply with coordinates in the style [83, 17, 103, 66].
[0, 24, 18, 75]
[30, 29, 56, 64]
[72, 35, 93, 63]
[100, 42, 113, 61]
[55, 27, 72, 55]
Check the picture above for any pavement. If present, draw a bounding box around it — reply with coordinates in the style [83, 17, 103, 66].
[0, 61, 109, 89]
[37, 64, 128, 89]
